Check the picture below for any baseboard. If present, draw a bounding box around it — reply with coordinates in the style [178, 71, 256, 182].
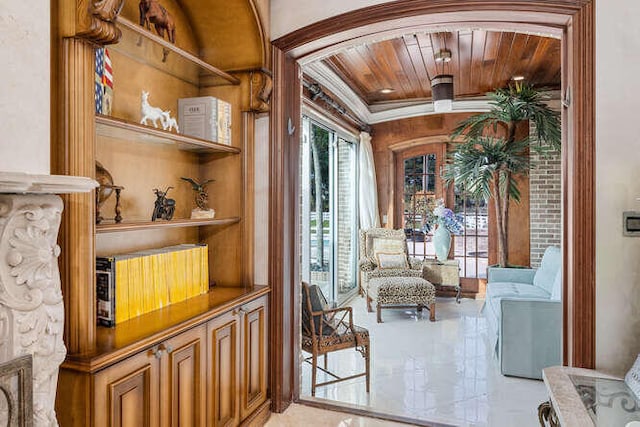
[240, 399, 271, 426]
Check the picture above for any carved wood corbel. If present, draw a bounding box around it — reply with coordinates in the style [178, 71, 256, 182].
[75, 0, 125, 45]
[250, 69, 273, 113]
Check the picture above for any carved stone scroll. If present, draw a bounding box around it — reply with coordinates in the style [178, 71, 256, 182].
[0, 195, 66, 427]
[76, 0, 125, 45]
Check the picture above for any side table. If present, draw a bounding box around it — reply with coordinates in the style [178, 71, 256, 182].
[422, 259, 461, 303]
[539, 366, 639, 426]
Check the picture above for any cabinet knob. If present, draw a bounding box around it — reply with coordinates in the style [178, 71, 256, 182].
[152, 347, 164, 359]
[233, 307, 247, 316]
[164, 344, 173, 354]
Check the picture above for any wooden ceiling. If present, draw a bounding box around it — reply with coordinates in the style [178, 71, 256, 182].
[321, 30, 561, 105]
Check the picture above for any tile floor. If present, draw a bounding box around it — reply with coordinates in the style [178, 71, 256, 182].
[298, 296, 547, 427]
[265, 403, 412, 427]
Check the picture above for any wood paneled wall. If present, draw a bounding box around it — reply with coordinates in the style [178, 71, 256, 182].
[371, 113, 531, 267]
[371, 114, 473, 223]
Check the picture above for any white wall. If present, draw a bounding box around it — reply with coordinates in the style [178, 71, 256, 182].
[271, 0, 392, 40]
[595, 0, 640, 376]
[0, 1, 50, 174]
[272, 1, 640, 375]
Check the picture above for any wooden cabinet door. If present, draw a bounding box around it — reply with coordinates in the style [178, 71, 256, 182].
[161, 324, 207, 427]
[93, 348, 160, 427]
[208, 311, 240, 427]
[240, 296, 268, 419]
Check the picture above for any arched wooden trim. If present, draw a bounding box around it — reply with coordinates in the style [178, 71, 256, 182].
[272, 0, 586, 51]
[269, 0, 595, 413]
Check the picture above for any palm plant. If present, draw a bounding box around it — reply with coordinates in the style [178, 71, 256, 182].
[444, 83, 561, 267]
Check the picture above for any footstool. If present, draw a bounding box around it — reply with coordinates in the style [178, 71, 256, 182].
[367, 276, 436, 323]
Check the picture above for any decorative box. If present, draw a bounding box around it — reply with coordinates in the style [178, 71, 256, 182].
[179, 96, 231, 144]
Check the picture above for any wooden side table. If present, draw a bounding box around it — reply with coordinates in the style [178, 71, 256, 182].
[422, 259, 461, 303]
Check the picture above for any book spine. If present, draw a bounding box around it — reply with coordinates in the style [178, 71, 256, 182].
[96, 257, 116, 327]
[114, 258, 130, 324]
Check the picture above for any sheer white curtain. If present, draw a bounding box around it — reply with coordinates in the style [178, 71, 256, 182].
[358, 131, 380, 229]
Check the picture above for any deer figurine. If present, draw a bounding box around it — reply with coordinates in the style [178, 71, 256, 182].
[140, 91, 167, 129]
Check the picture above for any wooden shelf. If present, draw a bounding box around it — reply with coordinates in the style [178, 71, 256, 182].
[96, 217, 240, 233]
[114, 17, 239, 86]
[96, 115, 240, 154]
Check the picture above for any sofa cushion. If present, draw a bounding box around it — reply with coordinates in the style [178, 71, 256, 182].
[533, 246, 561, 294]
[486, 282, 551, 300]
[550, 270, 562, 300]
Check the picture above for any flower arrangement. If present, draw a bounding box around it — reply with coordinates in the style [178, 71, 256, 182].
[430, 199, 464, 235]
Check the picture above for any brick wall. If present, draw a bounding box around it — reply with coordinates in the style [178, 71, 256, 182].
[336, 140, 355, 293]
[529, 122, 562, 267]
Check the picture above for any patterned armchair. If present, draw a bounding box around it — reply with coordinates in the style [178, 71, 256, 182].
[359, 228, 436, 322]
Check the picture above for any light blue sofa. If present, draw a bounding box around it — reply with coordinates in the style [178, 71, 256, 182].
[484, 246, 562, 379]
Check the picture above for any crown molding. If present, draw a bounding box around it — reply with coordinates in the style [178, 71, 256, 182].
[303, 61, 493, 124]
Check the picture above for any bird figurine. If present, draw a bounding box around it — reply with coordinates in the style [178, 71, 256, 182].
[181, 177, 215, 211]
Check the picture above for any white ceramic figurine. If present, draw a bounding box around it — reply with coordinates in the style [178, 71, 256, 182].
[162, 111, 179, 132]
[140, 90, 167, 128]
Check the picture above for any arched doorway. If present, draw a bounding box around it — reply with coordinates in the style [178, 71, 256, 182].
[269, 0, 594, 415]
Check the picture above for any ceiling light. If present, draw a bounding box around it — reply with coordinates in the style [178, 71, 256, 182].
[431, 75, 454, 112]
[512, 76, 525, 81]
[379, 88, 395, 94]
[434, 49, 452, 63]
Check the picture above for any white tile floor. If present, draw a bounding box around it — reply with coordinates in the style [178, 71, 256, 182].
[299, 296, 547, 427]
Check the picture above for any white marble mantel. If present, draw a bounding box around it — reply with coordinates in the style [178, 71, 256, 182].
[0, 172, 96, 426]
[0, 171, 97, 194]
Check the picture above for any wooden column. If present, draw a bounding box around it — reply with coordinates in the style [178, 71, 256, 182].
[58, 38, 97, 354]
[563, 2, 595, 369]
[269, 47, 301, 412]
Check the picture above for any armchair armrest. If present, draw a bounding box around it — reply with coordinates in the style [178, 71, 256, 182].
[309, 306, 353, 337]
[499, 298, 561, 379]
[408, 257, 423, 271]
[488, 267, 536, 284]
[359, 258, 375, 272]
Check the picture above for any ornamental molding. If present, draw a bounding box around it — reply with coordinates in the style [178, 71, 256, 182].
[75, 0, 125, 45]
[0, 195, 66, 426]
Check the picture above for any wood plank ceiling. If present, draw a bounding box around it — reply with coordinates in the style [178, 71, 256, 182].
[322, 30, 561, 106]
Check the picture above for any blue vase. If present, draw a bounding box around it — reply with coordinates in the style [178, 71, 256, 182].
[433, 222, 451, 262]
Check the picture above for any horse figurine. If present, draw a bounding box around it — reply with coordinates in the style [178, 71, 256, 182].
[140, 91, 167, 128]
[139, 0, 176, 44]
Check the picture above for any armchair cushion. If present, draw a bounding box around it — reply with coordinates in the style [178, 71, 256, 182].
[376, 252, 408, 269]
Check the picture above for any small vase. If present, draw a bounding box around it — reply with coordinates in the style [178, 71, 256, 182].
[433, 223, 451, 262]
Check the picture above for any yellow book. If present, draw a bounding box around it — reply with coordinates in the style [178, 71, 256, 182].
[166, 249, 178, 304]
[141, 254, 154, 314]
[128, 256, 143, 318]
[184, 248, 195, 299]
[173, 249, 188, 303]
[114, 257, 130, 324]
[153, 252, 169, 309]
[200, 244, 209, 295]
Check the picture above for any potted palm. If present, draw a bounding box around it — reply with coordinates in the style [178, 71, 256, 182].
[443, 82, 561, 267]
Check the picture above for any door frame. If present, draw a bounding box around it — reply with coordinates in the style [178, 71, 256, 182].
[269, 0, 594, 412]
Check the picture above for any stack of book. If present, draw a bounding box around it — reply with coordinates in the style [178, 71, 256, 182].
[96, 244, 209, 327]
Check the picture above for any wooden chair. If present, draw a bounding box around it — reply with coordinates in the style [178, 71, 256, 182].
[301, 282, 370, 396]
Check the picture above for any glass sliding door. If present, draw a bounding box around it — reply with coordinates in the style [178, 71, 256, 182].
[301, 117, 359, 305]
